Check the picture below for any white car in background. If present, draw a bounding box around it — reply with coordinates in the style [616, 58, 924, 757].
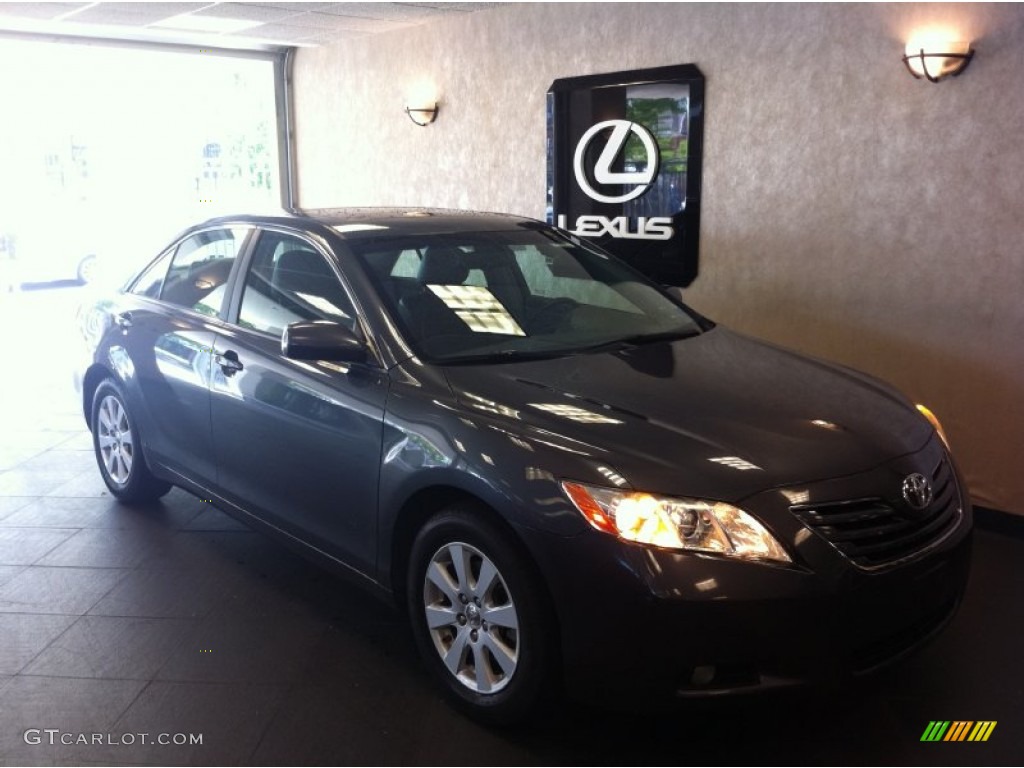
[0, 224, 98, 288]
[1, 214, 182, 291]
[0, 232, 15, 291]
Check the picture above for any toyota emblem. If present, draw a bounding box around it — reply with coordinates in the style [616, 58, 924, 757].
[901, 473, 933, 511]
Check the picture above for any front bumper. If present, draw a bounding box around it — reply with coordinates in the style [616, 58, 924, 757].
[521, 439, 973, 703]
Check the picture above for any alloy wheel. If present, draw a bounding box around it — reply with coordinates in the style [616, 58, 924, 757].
[422, 541, 520, 694]
[96, 394, 134, 484]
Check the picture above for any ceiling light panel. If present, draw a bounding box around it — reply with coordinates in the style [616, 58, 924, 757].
[152, 13, 262, 33]
[260, 2, 336, 11]
[280, 12, 406, 32]
[65, 3, 210, 26]
[0, 3, 90, 20]
[233, 22, 333, 43]
[191, 3, 299, 23]
[316, 3, 449, 21]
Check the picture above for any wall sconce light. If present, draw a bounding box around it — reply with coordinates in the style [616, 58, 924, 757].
[405, 103, 439, 127]
[902, 40, 974, 83]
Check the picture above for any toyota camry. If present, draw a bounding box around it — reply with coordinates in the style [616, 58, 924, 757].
[74, 209, 972, 723]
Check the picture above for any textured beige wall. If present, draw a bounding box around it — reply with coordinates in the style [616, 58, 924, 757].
[294, 3, 1024, 515]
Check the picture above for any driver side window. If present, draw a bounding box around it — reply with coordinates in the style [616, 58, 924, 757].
[238, 232, 356, 338]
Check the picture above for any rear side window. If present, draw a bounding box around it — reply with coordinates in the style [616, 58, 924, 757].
[382, 247, 485, 286]
[159, 228, 247, 317]
[390, 249, 422, 278]
[129, 250, 173, 299]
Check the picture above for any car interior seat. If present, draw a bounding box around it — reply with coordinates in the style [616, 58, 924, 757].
[398, 246, 475, 347]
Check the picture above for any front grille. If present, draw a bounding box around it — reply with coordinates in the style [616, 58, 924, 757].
[791, 455, 962, 569]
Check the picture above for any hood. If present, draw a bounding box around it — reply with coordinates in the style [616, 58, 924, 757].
[441, 327, 932, 502]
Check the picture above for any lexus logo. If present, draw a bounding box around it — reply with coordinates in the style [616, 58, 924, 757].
[572, 119, 660, 204]
[901, 473, 933, 511]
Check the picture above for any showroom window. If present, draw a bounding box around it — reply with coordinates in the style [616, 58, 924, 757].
[0, 39, 281, 288]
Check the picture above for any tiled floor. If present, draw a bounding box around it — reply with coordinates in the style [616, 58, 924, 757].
[1, 285, 1022, 766]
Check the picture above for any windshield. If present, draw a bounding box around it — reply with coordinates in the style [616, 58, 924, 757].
[354, 226, 704, 364]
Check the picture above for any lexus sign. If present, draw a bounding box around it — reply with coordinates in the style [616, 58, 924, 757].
[573, 120, 660, 204]
[547, 64, 705, 286]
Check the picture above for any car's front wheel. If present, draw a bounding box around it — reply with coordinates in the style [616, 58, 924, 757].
[408, 506, 555, 724]
[91, 379, 171, 503]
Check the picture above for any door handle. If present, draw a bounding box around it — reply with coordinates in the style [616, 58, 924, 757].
[115, 311, 133, 328]
[215, 350, 243, 375]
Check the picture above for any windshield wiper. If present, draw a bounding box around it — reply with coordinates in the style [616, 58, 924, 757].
[439, 348, 574, 365]
[436, 329, 699, 365]
[571, 328, 700, 355]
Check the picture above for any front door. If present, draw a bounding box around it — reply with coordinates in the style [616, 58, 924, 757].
[209, 229, 388, 576]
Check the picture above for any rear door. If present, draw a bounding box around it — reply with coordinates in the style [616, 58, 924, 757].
[209, 228, 388, 576]
[118, 226, 250, 484]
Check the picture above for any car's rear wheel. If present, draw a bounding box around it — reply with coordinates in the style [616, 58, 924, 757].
[91, 379, 171, 503]
[408, 506, 555, 724]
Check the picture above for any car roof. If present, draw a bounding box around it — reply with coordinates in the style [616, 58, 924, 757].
[192, 207, 539, 241]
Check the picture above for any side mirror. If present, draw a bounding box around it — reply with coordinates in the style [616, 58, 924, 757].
[282, 321, 367, 363]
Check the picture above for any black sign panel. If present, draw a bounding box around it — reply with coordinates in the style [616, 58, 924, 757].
[547, 64, 705, 286]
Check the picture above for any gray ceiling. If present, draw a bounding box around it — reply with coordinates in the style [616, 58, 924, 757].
[0, 2, 500, 49]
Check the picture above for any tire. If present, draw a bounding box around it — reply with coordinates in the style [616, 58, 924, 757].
[77, 255, 98, 284]
[407, 506, 556, 725]
[91, 379, 171, 503]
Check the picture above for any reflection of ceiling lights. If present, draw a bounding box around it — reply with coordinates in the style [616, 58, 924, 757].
[151, 14, 262, 34]
[525, 467, 554, 481]
[781, 489, 811, 505]
[530, 403, 623, 424]
[295, 292, 349, 320]
[810, 419, 841, 431]
[510, 436, 535, 453]
[708, 456, 762, 471]
[333, 224, 389, 234]
[597, 465, 629, 487]
[428, 284, 525, 335]
[462, 392, 520, 419]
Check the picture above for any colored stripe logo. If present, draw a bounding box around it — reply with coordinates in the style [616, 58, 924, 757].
[921, 721, 997, 742]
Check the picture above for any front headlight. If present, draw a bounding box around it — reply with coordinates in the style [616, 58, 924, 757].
[561, 481, 791, 563]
